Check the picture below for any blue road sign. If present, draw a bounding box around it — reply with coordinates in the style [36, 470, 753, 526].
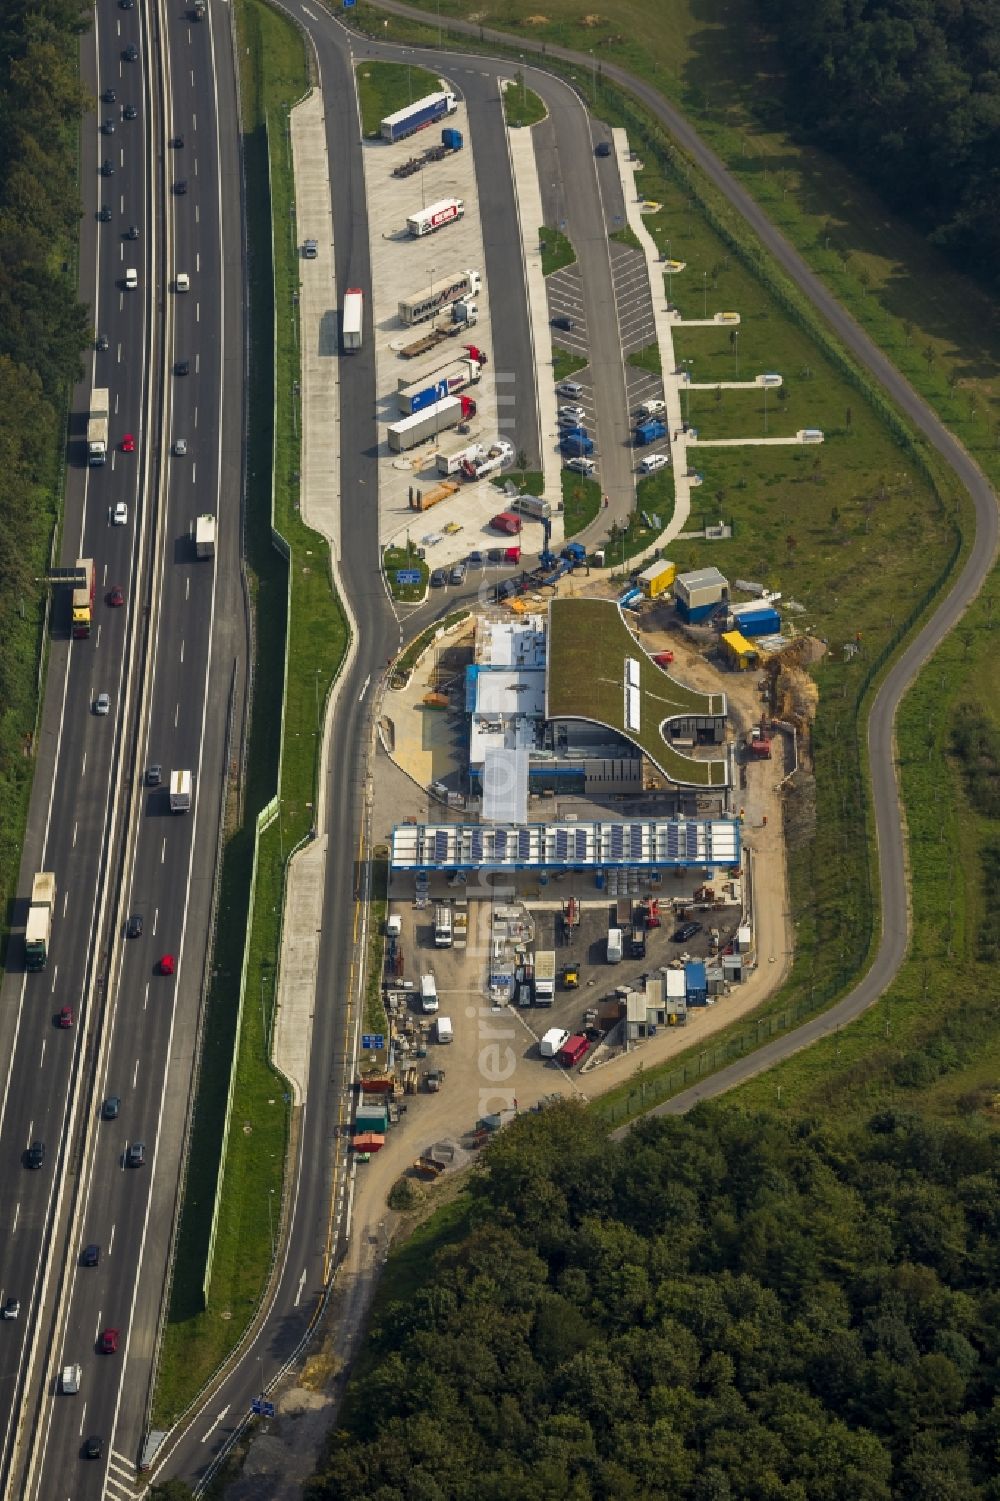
[251, 1399, 275, 1418]
[343, 0, 356, 8]
[395, 569, 421, 586]
[362, 1034, 386, 1051]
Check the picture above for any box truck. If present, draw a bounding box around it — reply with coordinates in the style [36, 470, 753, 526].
[342, 288, 363, 352]
[420, 974, 439, 1013]
[25, 873, 56, 970]
[406, 198, 464, 237]
[398, 269, 481, 326]
[381, 91, 457, 144]
[540, 1027, 570, 1058]
[72, 558, 95, 639]
[397, 357, 481, 415]
[534, 951, 556, 1005]
[434, 905, 453, 947]
[169, 770, 192, 812]
[194, 514, 216, 558]
[606, 927, 623, 963]
[87, 389, 109, 464]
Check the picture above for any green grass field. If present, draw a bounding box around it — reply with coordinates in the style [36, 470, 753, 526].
[561, 468, 600, 536]
[502, 78, 546, 128]
[383, 543, 429, 602]
[355, 58, 442, 138]
[553, 348, 587, 384]
[540, 224, 575, 277]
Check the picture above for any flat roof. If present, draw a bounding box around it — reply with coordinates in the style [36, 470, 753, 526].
[545, 598, 728, 788]
[676, 566, 728, 590]
[390, 818, 742, 871]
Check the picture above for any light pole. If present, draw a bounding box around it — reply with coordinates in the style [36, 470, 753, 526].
[702, 270, 708, 318]
[763, 381, 769, 434]
[590, 49, 597, 101]
[666, 238, 672, 306]
[733, 329, 739, 379]
[681, 358, 693, 426]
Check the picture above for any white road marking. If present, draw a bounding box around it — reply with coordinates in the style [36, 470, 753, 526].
[161, 838, 166, 865]
[78, 1404, 87, 1437]
[295, 1267, 307, 1306]
[38, 1041, 45, 1069]
[200, 1406, 230, 1443]
[72, 823, 78, 849]
[180, 639, 185, 664]
[12, 1203, 18, 1235]
[50, 966, 58, 993]
[174, 702, 180, 727]
[143, 983, 149, 1012]
[95, 1311, 102, 1339]
[109, 1224, 115, 1255]
[152, 908, 158, 936]
[359, 674, 371, 702]
[132, 1059, 139, 1089]
[186, 576, 190, 600]
[62, 892, 68, 917]
[96, 624, 102, 649]
[81, 752, 87, 777]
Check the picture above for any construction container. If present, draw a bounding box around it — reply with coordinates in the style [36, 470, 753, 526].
[706, 965, 725, 996]
[674, 566, 728, 623]
[723, 953, 744, 983]
[721, 630, 759, 670]
[665, 968, 686, 1002]
[732, 606, 780, 638]
[637, 559, 676, 597]
[685, 960, 708, 1005]
[736, 924, 752, 953]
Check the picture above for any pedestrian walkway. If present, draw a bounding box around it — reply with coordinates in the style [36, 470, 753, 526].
[506, 117, 564, 545]
[611, 126, 692, 547]
[271, 87, 356, 1105]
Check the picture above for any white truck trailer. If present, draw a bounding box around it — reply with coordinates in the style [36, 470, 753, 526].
[406, 198, 464, 237]
[194, 514, 216, 558]
[169, 769, 192, 813]
[398, 269, 481, 326]
[87, 388, 109, 465]
[342, 288, 364, 352]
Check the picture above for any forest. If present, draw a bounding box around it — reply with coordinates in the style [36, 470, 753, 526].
[310, 1102, 1000, 1500]
[754, 0, 1000, 287]
[0, 0, 90, 931]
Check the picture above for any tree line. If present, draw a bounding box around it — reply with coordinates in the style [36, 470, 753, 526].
[0, 0, 90, 930]
[755, 0, 1000, 287]
[309, 1102, 1000, 1500]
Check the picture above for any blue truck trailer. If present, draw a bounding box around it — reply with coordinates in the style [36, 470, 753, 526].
[381, 91, 458, 144]
[634, 417, 667, 446]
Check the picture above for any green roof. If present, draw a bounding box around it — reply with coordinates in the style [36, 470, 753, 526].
[545, 598, 729, 788]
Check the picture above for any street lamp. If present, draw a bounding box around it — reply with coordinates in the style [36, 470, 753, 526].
[681, 358, 694, 425]
[590, 49, 597, 100]
[733, 329, 739, 379]
[666, 238, 672, 307]
[702, 270, 708, 318]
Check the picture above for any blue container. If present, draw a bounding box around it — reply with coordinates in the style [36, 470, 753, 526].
[560, 433, 594, 457]
[407, 386, 438, 415]
[685, 960, 707, 1005]
[736, 608, 780, 638]
[634, 418, 667, 446]
[676, 599, 717, 624]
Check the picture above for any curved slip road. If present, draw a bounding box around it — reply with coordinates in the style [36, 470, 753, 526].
[361, 0, 1000, 1114]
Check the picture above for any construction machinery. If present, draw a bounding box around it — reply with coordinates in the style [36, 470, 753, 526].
[408, 478, 459, 513]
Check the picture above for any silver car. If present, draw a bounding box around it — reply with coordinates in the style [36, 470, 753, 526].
[94, 693, 110, 716]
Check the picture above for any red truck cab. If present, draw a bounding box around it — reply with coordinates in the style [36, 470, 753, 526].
[490, 511, 522, 535]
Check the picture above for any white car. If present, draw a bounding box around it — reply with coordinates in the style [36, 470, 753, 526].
[639, 453, 670, 474]
[556, 380, 584, 399]
[558, 405, 586, 423]
[564, 456, 596, 476]
[638, 399, 666, 417]
[111, 502, 128, 526]
[173, 438, 187, 456]
[93, 693, 110, 716]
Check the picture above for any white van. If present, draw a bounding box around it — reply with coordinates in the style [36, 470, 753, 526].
[175, 272, 190, 292]
[639, 398, 666, 417]
[436, 1015, 453, 1044]
[540, 1027, 570, 1058]
[419, 974, 439, 1014]
[61, 1364, 82, 1394]
[124, 269, 138, 290]
[434, 906, 452, 948]
[557, 380, 584, 399]
[607, 927, 623, 964]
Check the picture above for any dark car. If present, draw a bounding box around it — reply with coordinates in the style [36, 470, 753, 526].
[449, 562, 467, 585]
[672, 921, 702, 944]
[101, 159, 114, 177]
[430, 568, 447, 587]
[126, 1140, 146, 1168]
[126, 224, 139, 240]
[171, 133, 185, 148]
[124, 103, 137, 120]
[467, 550, 483, 565]
[175, 358, 190, 376]
[102, 1096, 121, 1120]
[96, 333, 109, 352]
[495, 580, 517, 602]
[98, 205, 112, 222]
[81, 1244, 101, 1267]
[102, 118, 115, 134]
[102, 87, 116, 104]
[595, 140, 612, 157]
[126, 914, 143, 939]
[173, 179, 188, 195]
[83, 1436, 103, 1460]
[2, 1297, 20, 1320]
[123, 42, 138, 60]
[146, 764, 162, 786]
[25, 1141, 45, 1170]
[551, 315, 574, 332]
[487, 548, 505, 563]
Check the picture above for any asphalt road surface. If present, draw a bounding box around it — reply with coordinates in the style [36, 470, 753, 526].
[362, 0, 1000, 1114]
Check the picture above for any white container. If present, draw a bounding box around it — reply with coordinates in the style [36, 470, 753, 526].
[420, 974, 439, 1013]
[436, 1015, 453, 1043]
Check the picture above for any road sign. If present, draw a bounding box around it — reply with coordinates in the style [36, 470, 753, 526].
[395, 569, 421, 586]
[343, 0, 356, 7]
[251, 1399, 276, 1418]
[362, 1034, 386, 1051]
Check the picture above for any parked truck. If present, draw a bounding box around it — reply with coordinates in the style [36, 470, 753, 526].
[169, 769, 192, 813]
[72, 558, 95, 639]
[396, 356, 482, 415]
[436, 439, 484, 476]
[398, 268, 481, 326]
[387, 394, 475, 453]
[380, 90, 457, 144]
[194, 514, 216, 559]
[460, 438, 513, 481]
[188, 0, 206, 17]
[634, 417, 667, 446]
[534, 950, 556, 1005]
[25, 872, 56, 971]
[406, 198, 464, 237]
[511, 494, 551, 520]
[556, 1034, 590, 1069]
[434, 904, 453, 947]
[87, 388, 109, 465]
[342, 288, 363, 352]
[391, 126, 465, 178]
[408, 479, 459, 512]
[399, 300, 478, 358]
[540, 1027, 570, 1058]
[560, 428, 594, 458]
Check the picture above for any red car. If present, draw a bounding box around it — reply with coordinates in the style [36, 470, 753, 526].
[99, 1328, 119, 1355]
[653, 650, 675, 668]
[158, 954, 175, 976]
[107, 586, 124, 607]
[58, 1006, 73, 1029]
[120, 434, 135, 453]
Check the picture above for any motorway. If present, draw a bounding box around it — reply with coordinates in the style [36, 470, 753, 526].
[0, 0, 245, 1492]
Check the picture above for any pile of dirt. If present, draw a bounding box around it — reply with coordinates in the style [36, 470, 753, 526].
[523, 13, 550, 24]
[773, 660, 819, 731]
[783, 769, 817, 850]
[580, 12, 606, 24]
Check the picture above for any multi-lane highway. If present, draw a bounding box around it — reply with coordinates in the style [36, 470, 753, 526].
[0, 0, 245, 1491]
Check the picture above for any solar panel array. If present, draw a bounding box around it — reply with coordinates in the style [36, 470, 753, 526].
[392, 819, 740, 872]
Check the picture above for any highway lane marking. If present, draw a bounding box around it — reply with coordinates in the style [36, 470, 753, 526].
[196, 299, 201, 324]
[12, 1203, 18, 1235]
[132, 1059, 139, 1089]
[78, 1403, 86, 1437]
[195, 204, 200, 225]
[72, 822, 78, 849]
[62, 892, 68, 917]
[109, 1224, 115, 1255]
[50, 965, 58, 993]
[161, 837, 167, 864]
[191, 462, 197, 485]
[301, 2, 317, 16]
[95, 1310, 102, 1340]
[196, 251, 200, 273]
[200, 1406, 230, 1443]
[185, 576, 190, 600]
[81, 751, 87, 777]
[39, 1040, 45, 1069]
[359, 674, 371, 702]
[174, 702, 180, 727]
[190, 69, 195, 88]
[180, 639, 185, 664]
[194, 402, 199, 427]
[143, 982, 149, 1012]
[152, 907, 158, 936]
[193, 112, 197, 133]
[295, 1267, 307, 1306]
[102, 561, 108, 586]
[96, 624, 102, 649]
[26, 1121, 32, 1143]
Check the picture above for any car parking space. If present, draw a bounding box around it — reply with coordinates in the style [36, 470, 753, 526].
[610, 242, 657, 357]
[546, 265, 588, 356]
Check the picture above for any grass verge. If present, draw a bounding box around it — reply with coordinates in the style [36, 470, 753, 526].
[539, 225, 575, 277]
[553, 348, 588, 384]
[502, 78, 546, 127]
[611, 223, 644, 252]
[153, 0, 349, 1424]
[395, 609, 470, 680]
[383, 543, 429, 602]
[627, 341, 661, 374]
[561, 467, 601, 536]
[363, 850, 389, 1039]
[355, 58, 441, 138]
